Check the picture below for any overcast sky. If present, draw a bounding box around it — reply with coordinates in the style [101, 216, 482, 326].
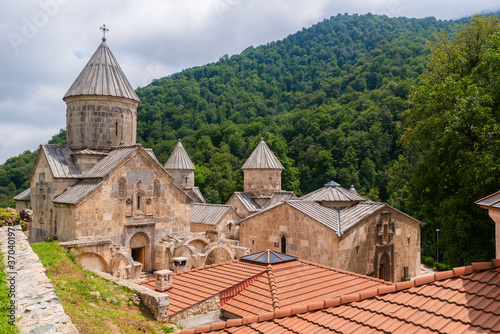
[0, 0, 498, 164]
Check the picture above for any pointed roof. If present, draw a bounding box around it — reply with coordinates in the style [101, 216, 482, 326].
[63, 39, 140, 102]
[300, 180, 368, 202]
[164, 140, 195, 170]
[240, 249, 297, 264]
[241, 138, 284, 170]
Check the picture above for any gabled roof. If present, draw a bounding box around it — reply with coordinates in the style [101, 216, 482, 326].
[63, 39, 140, 102]
[239, 200, 389, 236]
[13, 188, 31, 201]
[300, 180, 367, 202]
[476, 190, 500, 209]
[53, 180, 103, 205]
[191, 204, 238, 225]
[40, 145, 82, 179]
[83, 145, 139, 178]
[241, 139, 284, 170]
[260, 191, 296, 210]
[185, 187, 206, 204]
[144, 148, 160, 165]
[138, 255, 390, 319]
[164, 140, 195, 170]
[184, 259, 500, 334]
[229, 192, 261, 213]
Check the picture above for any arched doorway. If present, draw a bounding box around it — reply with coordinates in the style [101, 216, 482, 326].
[379, 252, 391, 281]
[205, 247, 232, 266]
[129, 232, 151, 271]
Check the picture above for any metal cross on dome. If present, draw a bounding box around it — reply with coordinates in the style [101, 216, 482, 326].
[100, 24, 109, 41]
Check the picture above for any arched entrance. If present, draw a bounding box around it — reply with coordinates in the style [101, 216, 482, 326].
[77, 252, 108, 272]
[129, 232, 151, 271]
[205, 247, 232, 266]
[379, 252, 391, 281]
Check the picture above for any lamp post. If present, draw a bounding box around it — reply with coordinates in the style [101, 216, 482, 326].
[436, 229, 440, 263]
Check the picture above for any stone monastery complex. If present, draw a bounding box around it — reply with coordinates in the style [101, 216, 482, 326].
[14, 37, 422, 284]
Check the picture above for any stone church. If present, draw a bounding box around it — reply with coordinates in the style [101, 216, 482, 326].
[15, 35, 422, 282]
[14, 37, 247, 279]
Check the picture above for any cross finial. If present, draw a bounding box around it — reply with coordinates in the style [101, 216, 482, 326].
[100, 24, 109, 41]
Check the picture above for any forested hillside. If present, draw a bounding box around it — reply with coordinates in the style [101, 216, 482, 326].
[136, 13, 456, 203]
[2, 13, 498, 266]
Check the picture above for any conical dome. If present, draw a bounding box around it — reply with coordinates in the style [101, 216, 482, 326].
[164, 140, 195, 170]
[63, 40, 139, 102]
[241, 138, 284, 170]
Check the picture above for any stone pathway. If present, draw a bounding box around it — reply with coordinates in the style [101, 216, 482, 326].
[0, 226, 78, 334]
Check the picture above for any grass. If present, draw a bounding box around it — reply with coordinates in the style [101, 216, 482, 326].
[0, 243, 19, 334]
[31, 241, 177, 334]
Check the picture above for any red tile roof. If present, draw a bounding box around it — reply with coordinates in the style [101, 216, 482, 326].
[138, 256, 390, 319]
[181, 259, 500, 333]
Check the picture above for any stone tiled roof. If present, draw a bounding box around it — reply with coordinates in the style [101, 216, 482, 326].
[138, 254, 390, 319]
[183, 259, 500, 334]
[83, 145, 139, 178]
[164, 140, 195, 170]
[53, 180, 103, 204]
[240, 200, 389, 236]
[185, 187, 206, 203]
[191, 204, 238, 225]
[230, 192, 261, 212]
[287, 200, 340, 233]
[144, 148, 160, 165]
[41, 145, 82, 178]
[70, 148, 107, 156]
[299, 180, 368, 202]
[260, 191, 296, 210]
[13, 188, 31, 201]
[63, 40, 140, 102]
[241, 139, 284, 170]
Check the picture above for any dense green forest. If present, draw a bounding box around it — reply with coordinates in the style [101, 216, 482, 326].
[1, 13, 498, 266]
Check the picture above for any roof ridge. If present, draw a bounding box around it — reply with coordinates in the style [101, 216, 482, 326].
[180, 259, 500, 334]
[267, 264, 280, 310]
[193, 203, 229, 207]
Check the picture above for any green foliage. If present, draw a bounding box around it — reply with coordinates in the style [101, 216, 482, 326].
[134, 13, 458, 201]
[423, 256, 435, 268]
[396, 15, 500, 266]
[434, 262, 452, 272]
[0, 208, 26, 231]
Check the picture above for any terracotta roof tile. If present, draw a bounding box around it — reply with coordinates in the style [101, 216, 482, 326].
[191, 261, 500, 334]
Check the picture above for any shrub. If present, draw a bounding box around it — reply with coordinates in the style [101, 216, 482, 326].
[434, 262, 451, 271]
[424, 256, 435, 268]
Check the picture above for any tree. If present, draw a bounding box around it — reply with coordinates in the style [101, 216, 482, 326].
[398, 15, 500, 266]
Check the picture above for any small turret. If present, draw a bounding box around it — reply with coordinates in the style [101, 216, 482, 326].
[164, 139, 195, 189]
[241, 138, 284, 197]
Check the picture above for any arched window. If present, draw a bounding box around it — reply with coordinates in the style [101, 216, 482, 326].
[137, 193, 142, 211]
[281, 236, 286, 253]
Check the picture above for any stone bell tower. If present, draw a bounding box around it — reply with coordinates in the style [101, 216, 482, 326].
[63, 27, 140, 152]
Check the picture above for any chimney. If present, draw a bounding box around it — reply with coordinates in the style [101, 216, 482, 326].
[154, 269, 173, 292]
[171, 257, 188, 273]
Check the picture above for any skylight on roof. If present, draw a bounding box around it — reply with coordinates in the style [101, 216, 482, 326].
[240, 249, 297, 264]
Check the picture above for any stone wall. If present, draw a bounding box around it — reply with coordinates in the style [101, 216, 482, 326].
[0, 226, 78, 333]
[169, 294, 220, 323]
[239, 203, 340, 267]
[226, 195, 252, 218]
[65, 95, 139, 151]
[71, 150, 191, 241]
[239, 203, 421, 282]
[243, 169, 281, 196]
[29, 153, 79, 243]
[91, 270, 169, 321]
